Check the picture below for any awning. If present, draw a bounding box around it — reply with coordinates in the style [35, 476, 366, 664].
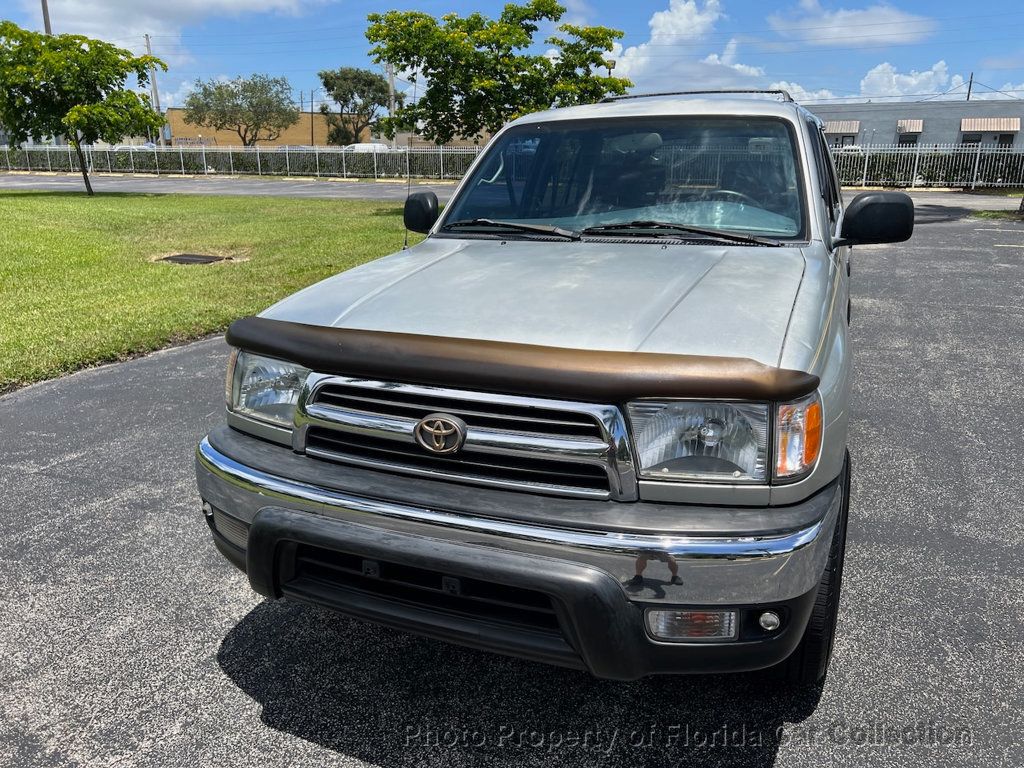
[823, 120, 860, 134]
[960, 117, 1021, 132]
[897, 119, 923, 133]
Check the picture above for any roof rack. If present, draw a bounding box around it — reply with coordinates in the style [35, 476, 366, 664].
[601, 89, 794, 103]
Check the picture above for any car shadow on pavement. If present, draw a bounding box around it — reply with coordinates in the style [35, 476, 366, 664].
[218, 600, 823, 767]
[913, 204, 973, 224]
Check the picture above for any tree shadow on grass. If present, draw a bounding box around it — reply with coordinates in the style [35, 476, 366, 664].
[218, 600, 823, 768]
[0, 190, 163, 200]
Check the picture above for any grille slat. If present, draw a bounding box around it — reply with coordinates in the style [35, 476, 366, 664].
[316, 390, 598, 435]
[314, 384, 602, 439]
[307, 429, 610, 489]
[302, 379, 617, 498]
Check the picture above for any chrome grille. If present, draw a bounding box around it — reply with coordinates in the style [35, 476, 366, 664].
[312, 385, 604, 438]
[295, 375, 637, 500]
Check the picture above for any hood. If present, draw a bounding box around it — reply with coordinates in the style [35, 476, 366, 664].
[261, 237, 807, 367]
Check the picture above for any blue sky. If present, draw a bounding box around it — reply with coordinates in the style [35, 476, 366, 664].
[8, 0, 1024, 109]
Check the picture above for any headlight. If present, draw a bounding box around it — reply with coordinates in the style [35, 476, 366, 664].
[627, 401, 769, 483]
[227, 350, 310, 428]
[775, 392, 823, 480]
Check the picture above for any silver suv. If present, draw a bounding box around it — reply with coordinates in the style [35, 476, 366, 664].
[196, 90, 913, 688]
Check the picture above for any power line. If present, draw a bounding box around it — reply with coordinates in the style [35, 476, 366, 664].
[141, 20, 1024, 53]
[970, 80, 1024, 100]
[799, 88, 1024, 103]
[144, 8, 1024, 41]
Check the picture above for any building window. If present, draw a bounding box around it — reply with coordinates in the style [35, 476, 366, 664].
[961, 134, 982, 146]
[997, 133, 1014, 148]
[898, 134, 919, 146]
[829, 134, 857, 147]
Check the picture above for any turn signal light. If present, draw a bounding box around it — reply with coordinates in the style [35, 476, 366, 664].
[775, 393, 823, 480]
[645, 609, 737, 642]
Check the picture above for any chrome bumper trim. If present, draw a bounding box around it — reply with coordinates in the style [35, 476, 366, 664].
[197, 437, 825, 559]
[197, 434, 841, 604]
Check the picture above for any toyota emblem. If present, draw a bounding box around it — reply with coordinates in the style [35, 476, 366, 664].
[414, 413, 467, 454]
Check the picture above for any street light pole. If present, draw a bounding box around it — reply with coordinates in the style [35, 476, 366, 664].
[40, 0, 52, 34]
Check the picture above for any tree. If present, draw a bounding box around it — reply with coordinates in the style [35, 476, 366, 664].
[0, 21, 166, 196]
[184, 75, 299, 147]
[318, 67, 396, 146]
[366, 0, 630, 144]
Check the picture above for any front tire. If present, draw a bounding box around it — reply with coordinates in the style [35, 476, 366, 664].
[774, 452, 850, 688]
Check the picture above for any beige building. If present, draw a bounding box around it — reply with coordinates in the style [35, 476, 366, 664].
[165, 107, 368, 147]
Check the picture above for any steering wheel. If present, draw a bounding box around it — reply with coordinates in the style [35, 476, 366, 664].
[703, 189, 760, 206]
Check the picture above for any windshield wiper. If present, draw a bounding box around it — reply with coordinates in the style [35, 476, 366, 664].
[442, 218, 580, 240]
[580, 220, 783, 246]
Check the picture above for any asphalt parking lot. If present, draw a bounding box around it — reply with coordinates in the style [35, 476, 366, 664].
[1, 198, 1022, 766]
[0, 171, 455, 201]
[1, 171, 1022, 213]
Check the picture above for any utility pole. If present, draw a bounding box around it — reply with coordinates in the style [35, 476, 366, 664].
[310, 87, 318, 146]
[40, 0, 56, 145]
[144, 34, 165, 146]
[966, 72, 973, 101]
[386, 62, 396, 149]
[40, 0, 52, 33]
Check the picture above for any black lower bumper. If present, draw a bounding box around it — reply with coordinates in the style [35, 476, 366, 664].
[237, 506, 817, 680]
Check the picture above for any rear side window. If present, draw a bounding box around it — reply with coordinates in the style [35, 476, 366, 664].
[807, 122, 841, 226]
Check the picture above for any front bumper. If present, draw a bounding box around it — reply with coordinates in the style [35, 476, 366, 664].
[196, 428, 843, 679]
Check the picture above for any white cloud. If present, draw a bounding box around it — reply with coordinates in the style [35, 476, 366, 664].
[15, 0, 332, 69]
[963, 81, 1024, 100]
[614, 0, 724, 80]
[562, 0, 592, 25]
[701, 38, 764, 78]
[859, 60, 958, 98]
[769, 61, 954, 104]
[770, 60, 1024, 103]
[161, 80, 196, 109]
[769, 1, 937, 46]
[769, 80, 836, 101]
[613, 1, 771, 90]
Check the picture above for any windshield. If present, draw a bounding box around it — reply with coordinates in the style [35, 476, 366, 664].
[441, 117, 806, 240]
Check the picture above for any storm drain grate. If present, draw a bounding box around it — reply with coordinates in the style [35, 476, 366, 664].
[159, 253, 230, 265]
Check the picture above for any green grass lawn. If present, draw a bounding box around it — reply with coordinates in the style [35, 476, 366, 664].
[0, 191, 410, 392]
[970, 209, 1024, 221]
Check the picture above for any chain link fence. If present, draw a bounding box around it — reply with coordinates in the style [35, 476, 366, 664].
[3, 142, 1024, 188]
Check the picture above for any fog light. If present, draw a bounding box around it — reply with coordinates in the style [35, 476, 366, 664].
[645, 609, 737, 642]
[758, 611, 781, 632]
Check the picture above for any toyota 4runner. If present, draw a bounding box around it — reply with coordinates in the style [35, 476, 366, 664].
[196, 90, 913, 687]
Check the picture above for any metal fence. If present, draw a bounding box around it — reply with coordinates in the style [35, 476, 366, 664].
[831, 144, 1024, 188]
[3, 142, 1024, 188]
[0, 144, 483, 180]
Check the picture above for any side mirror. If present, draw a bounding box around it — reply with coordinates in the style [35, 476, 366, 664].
[404, 190, 439, 234]
[836, 191, 914, 247]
